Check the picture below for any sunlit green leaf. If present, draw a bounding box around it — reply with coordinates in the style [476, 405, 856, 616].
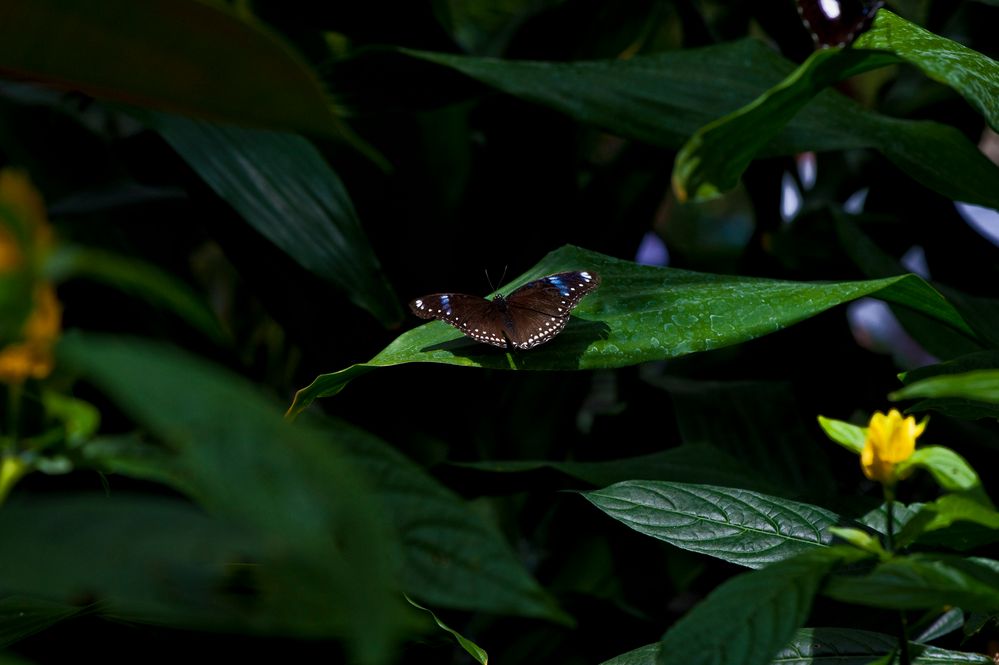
[897, 494, 999, 549]
[817, 416, 867, 454]
[854, 10, 999, 131]
[406, 595, 488, 665]
[289, 245, 976, 416]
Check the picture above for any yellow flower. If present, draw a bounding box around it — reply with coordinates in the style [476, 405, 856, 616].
[861, 409, 925, 485]
[0, 282, 61, 383]
[0, 169, 60, 384]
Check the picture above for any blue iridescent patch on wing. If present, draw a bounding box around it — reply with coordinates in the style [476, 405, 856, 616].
[440, 294, 452, 315]
[545, 276, 571, 296]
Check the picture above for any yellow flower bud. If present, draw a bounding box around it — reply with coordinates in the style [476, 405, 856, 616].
[861, 409, 925, 485]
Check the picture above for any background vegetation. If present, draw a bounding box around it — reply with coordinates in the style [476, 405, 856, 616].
[0, 1, 997, 663]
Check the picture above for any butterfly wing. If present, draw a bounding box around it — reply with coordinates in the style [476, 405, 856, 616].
[502, 270, 601, 350]
[409, 293, 510, 348]
[796, 0, 883, 47]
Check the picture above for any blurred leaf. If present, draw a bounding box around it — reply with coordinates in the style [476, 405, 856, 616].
[57, 332, 409, 661]
[0, 596, 82, 648]
[82, 420, 565, 622]
[818, 415, 867, 454]
[673, 47, 898, 202]
[656, 547, 868, 665]
[452, 444, 779, 493]
[0, 494, 266, 630]
[45, 245, 227, 344]
[899, 354, 999, 419]
[601, 627, 994, 665]
[897, 494, 999, 549]
[406, 595, 488, 665]
[401, 38, 999, 210]
[896, 446, 985, 494]
[902, 352, 999, 384]
[582, 481, 839, 569]
[828, 527, 888, 558]
[142, 113, 402, 327]
[289, 245, 976, 416]
[40, 391, 100, 447]
[310, 415, 569, 623]
[855, 10, 999, 132]
[434, 0, 565, 56]
[0, 0, 348, 138]
[892, 370, 999, 406]
[823, 555, 999, 612]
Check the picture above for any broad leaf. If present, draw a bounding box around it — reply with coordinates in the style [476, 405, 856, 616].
[855, 10, 999, 131]
[601, 627, 993, 665]
[45, 245, 226, 344]
[289, 245, 976, 416]
[897, 494, 999, 550]
[674, 11, 999, 206]
[0, 596, 82, 648]
[451, 444, 779, 493]
[896, 446, 984, 494]
[144, 113, 401, 326]
[0, 0, 347, 138]
[892, 370, 999, 405]
[823, 555, 999, 612]
[656, 547, 868, 665]
[583, 481, 838, 569]
[399, 37, 999, 210]
[817, 415, 866, 454]
[56, 332, 409, 661]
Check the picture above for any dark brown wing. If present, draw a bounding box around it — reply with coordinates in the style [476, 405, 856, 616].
[409, 293, 509, 348]
[502, 271, 600, 349]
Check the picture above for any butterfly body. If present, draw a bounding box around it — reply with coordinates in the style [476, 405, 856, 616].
[796, 0, 883, 48]
[410, 270, 600, 350]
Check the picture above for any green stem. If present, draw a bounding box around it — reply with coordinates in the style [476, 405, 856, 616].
[884, 486, 910, 665]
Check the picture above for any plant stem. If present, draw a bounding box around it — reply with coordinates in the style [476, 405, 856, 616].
[884, 487, 910, 665]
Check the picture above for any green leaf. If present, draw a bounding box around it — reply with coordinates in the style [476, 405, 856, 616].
[854, 10, 999, 132]
[823, 555, 999, 612]
[657, 547, 867, 665]
[142, 113, 402, 327]
[309, 415, 569, 623]
[657, 379, 835, 498]
[40, 391, 100, 447]
[288, 245, 975, 416]
[400, 39, 868, 154]
[892, 370, 999, 406]
[401, 36, 999, 210]
[582, 481, 839, 569]
[0, 0, 348, 138]
[673, 11, 999, 206]
[0, 494, 267, 629]
[898, 355, 999, 419]
[828, 527, 889, 559]
[817, 415, 867, 454]
[897, 494, 999, 550]
[602, 628, 994, 665]
[405, 595, 488, 665]
[0, 596, 83, 648]
[45, 245, 227, 344]
[56, 331, 409, 661]
[451, 444, 780, 493]
[673, 47, 898, 202]
[82, 420, 566, 622]
[896, 446, 984, 494]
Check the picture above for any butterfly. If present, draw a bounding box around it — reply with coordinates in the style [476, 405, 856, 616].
[409, 270, 601, 350]
[796, 0, 883, 48]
